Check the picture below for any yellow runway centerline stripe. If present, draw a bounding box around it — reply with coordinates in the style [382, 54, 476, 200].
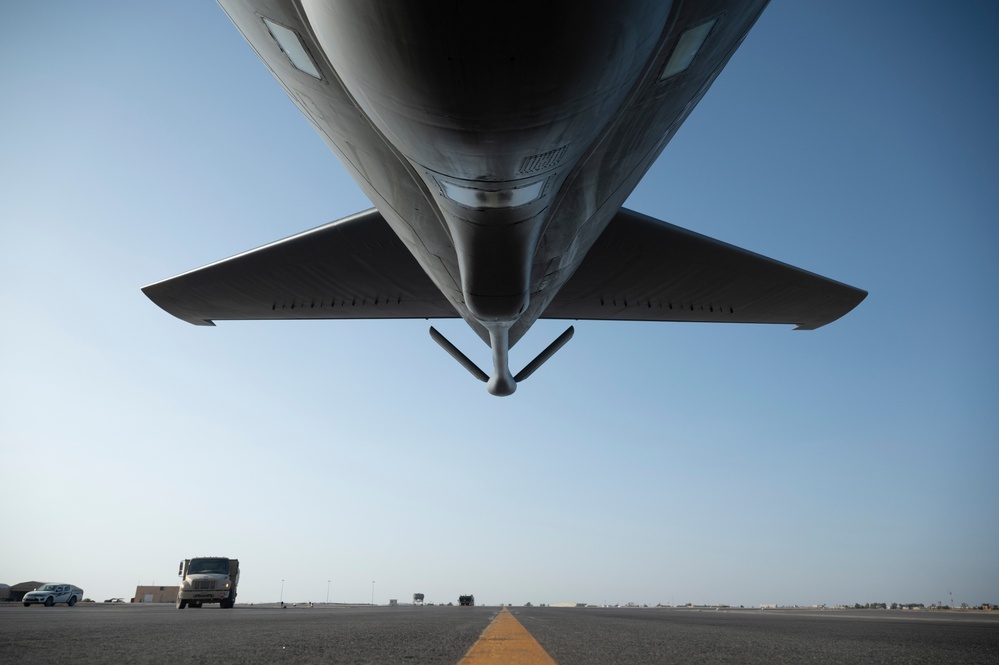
[459, 607, 557, 664]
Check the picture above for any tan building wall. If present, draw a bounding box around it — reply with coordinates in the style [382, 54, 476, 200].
[133, 586, 179, 603]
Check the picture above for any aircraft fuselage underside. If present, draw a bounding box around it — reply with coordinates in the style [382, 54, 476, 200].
[145, 1, 866, 395]
[216, 0, 769, 393]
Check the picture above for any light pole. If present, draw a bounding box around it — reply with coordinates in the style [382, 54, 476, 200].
[327, 580, 331, 604]
[371, 581, 375, 606]
[280, 579, 285, 603]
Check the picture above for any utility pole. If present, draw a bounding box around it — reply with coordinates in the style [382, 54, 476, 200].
[327, 580, 331, 604]
[371, 581, 375, 605]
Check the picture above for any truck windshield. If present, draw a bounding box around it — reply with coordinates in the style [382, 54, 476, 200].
[189, 559, 229, 575]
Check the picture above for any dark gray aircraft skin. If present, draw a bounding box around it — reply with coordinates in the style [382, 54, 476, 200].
[144, 0, 866, 395]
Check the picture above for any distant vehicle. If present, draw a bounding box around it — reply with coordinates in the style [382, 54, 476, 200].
[459, 595, 474, 606]
[176, 557, 240, 609]
[23, 583, 84, 607]
[104, 598, 126, 603]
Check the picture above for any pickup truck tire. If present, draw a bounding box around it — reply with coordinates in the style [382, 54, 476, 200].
[44, 596, 55, 607]
[69, 596, 78, 606]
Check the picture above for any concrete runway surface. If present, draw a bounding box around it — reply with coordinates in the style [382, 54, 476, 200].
[1, 603, 997, 664]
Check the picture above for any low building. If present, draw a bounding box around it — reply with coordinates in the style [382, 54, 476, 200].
[8, 582, 46, 603]
[133, 586, 180, 603]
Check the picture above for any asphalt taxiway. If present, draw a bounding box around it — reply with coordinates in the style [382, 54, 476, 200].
[1, 603, 997, 664]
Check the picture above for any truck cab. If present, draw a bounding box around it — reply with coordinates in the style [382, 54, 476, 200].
[177, 557, 239, 609]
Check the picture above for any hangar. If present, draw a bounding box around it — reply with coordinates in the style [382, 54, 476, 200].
[3, 581, 46, 603]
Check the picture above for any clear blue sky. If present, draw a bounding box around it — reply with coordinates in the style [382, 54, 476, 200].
[2, 1, 996, 608]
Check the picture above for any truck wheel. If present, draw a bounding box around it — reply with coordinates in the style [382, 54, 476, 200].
[44, 596, 54, 607]
[176, 597, 187, 609]
[23, 602, 30, 607]
[69, 596, 78, 606]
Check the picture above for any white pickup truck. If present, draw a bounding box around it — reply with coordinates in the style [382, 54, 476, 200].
[23, 583, 85, 607]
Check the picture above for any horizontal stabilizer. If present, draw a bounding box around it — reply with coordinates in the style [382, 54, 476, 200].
[543, 208, 866, 329]
[142, 209, 458, 325]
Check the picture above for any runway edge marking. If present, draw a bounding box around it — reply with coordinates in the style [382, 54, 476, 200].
[459, 607, 556, 664]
